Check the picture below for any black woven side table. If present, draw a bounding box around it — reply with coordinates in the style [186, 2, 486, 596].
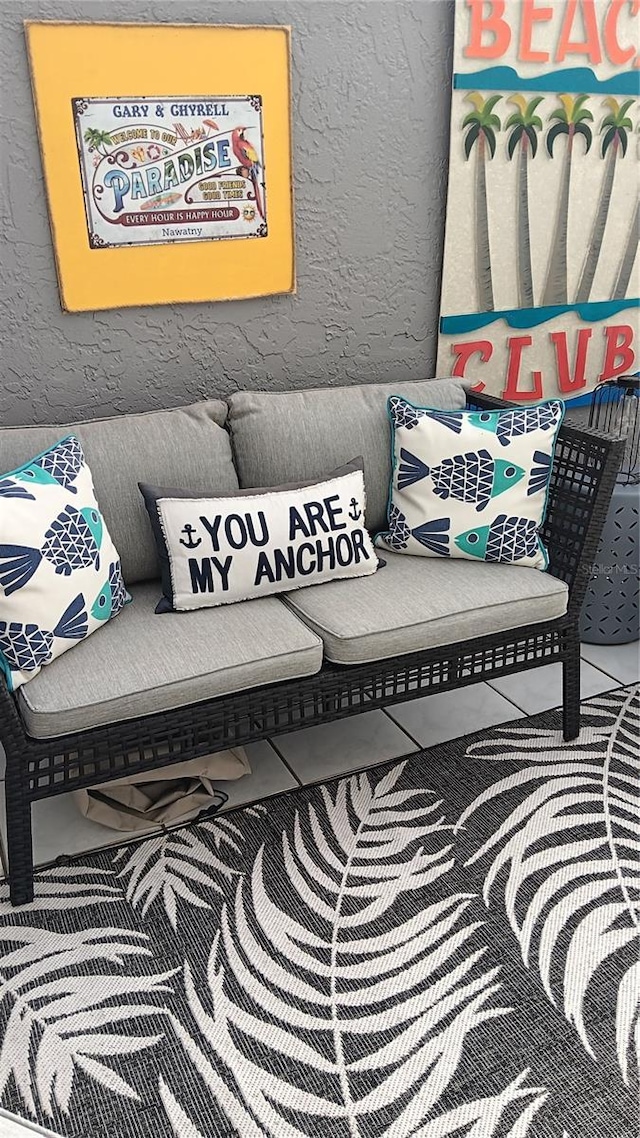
[579, 376, 639, 644]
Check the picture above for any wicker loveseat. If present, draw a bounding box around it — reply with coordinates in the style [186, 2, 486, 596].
[0, 378, 623, 905]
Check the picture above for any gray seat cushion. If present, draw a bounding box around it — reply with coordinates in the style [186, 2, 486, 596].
[283, 553, 569, 664]
[17, 583, 323, 739]
[0, 401, 237, 585]
[227, 378, 468, 534]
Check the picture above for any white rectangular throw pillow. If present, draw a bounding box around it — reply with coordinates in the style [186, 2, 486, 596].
[140, 461, 380, 612]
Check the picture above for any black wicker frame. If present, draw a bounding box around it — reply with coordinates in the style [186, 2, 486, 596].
[1, 393, 624, 905]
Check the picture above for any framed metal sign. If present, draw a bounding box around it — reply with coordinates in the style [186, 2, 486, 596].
[74, 95, 267, 249]
[25, 22, 294, 311]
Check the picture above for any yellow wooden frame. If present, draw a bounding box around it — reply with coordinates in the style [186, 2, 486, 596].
[25, 21, 294, 312]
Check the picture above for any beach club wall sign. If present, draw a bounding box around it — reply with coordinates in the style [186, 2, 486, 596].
[25, 23, 294, 311]
[437, 0, 639, 403]
[74, 96, 267, 249]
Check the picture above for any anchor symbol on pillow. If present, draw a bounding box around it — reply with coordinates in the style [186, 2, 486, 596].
[179, 524, 201, 549]
[348, 498, 362, 522]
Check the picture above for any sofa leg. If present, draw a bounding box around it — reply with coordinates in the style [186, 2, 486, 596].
[5, 766, 34, 906]
[562, 634, 581, 742]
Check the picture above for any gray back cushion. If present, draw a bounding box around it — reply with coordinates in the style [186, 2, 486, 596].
[227, 378, 468, 534]
[0, 401, 237, 584]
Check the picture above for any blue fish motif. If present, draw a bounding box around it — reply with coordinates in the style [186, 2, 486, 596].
[397, 449, 430, 490]
[0, 623, 53, 672]
[0, 479, 35, 500]
[428, 411, 466, 434]
[378, 505, 410, 551]
[92, 561, 128, 621]
[455, 515, 540, 562]
[0, 506, 103, 595]
[0, 594, 87, 674]
[389, 397, 426, 431]
[496, 404, 563, 448]
[53, 594, 89, 638]
[424, 449, 525, 512]
[14, 436, 84, 494]
[528, 450, 552, 496]
[411, 518, 450, 556]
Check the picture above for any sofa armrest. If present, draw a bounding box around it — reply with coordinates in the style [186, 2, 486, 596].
[465, 390, 626, 616]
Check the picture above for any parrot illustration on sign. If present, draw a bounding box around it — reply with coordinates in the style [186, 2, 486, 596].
[231, 126, 264, 218]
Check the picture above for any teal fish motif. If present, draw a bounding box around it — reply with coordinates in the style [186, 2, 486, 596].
[467, 405, 562, 448]
[14, 437, 84, 494]
[467, 410, 499, 435]
[455, 514, 540, 562]
[0, 506, 103, 595]
[416, 449, 525, 511]
[92, 561, 128, 621]
[0, 594, 87, 674]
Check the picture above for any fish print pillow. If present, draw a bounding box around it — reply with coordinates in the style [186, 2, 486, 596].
[0, 436, 129, 690]
[375, 397, 565, 569]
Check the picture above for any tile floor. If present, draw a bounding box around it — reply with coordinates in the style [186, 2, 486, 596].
[0, 641, 636, 875]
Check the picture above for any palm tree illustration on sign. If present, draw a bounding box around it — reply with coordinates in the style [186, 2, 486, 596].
[463, 93, 501, 313]
[505, 95, 544, 308]
[541, 94, 593, 308]
[574, 97, 635, 303]
[612, 120, 640, 299]
[83, 127, 113, 156]
[611, 195, 639, 300]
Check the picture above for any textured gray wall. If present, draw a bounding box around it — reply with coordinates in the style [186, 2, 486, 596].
[0, 0, 454, 425]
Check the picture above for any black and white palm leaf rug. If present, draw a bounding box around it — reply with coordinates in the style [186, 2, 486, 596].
[0, 686, 638, 1138]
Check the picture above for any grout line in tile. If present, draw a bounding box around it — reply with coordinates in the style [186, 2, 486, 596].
[485, 679, 531, 714]
[221, 782, 309, 819]
[578, 646, 634, 684]
[587, 669, 628, 687]
[579, 656, 636, 686]
[582, 678, 630, 698]
[481, 682, 529, 717]
[260, 736, 304, 787]
[272, 747, 419, 798]
[380, 707, 424, 752]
